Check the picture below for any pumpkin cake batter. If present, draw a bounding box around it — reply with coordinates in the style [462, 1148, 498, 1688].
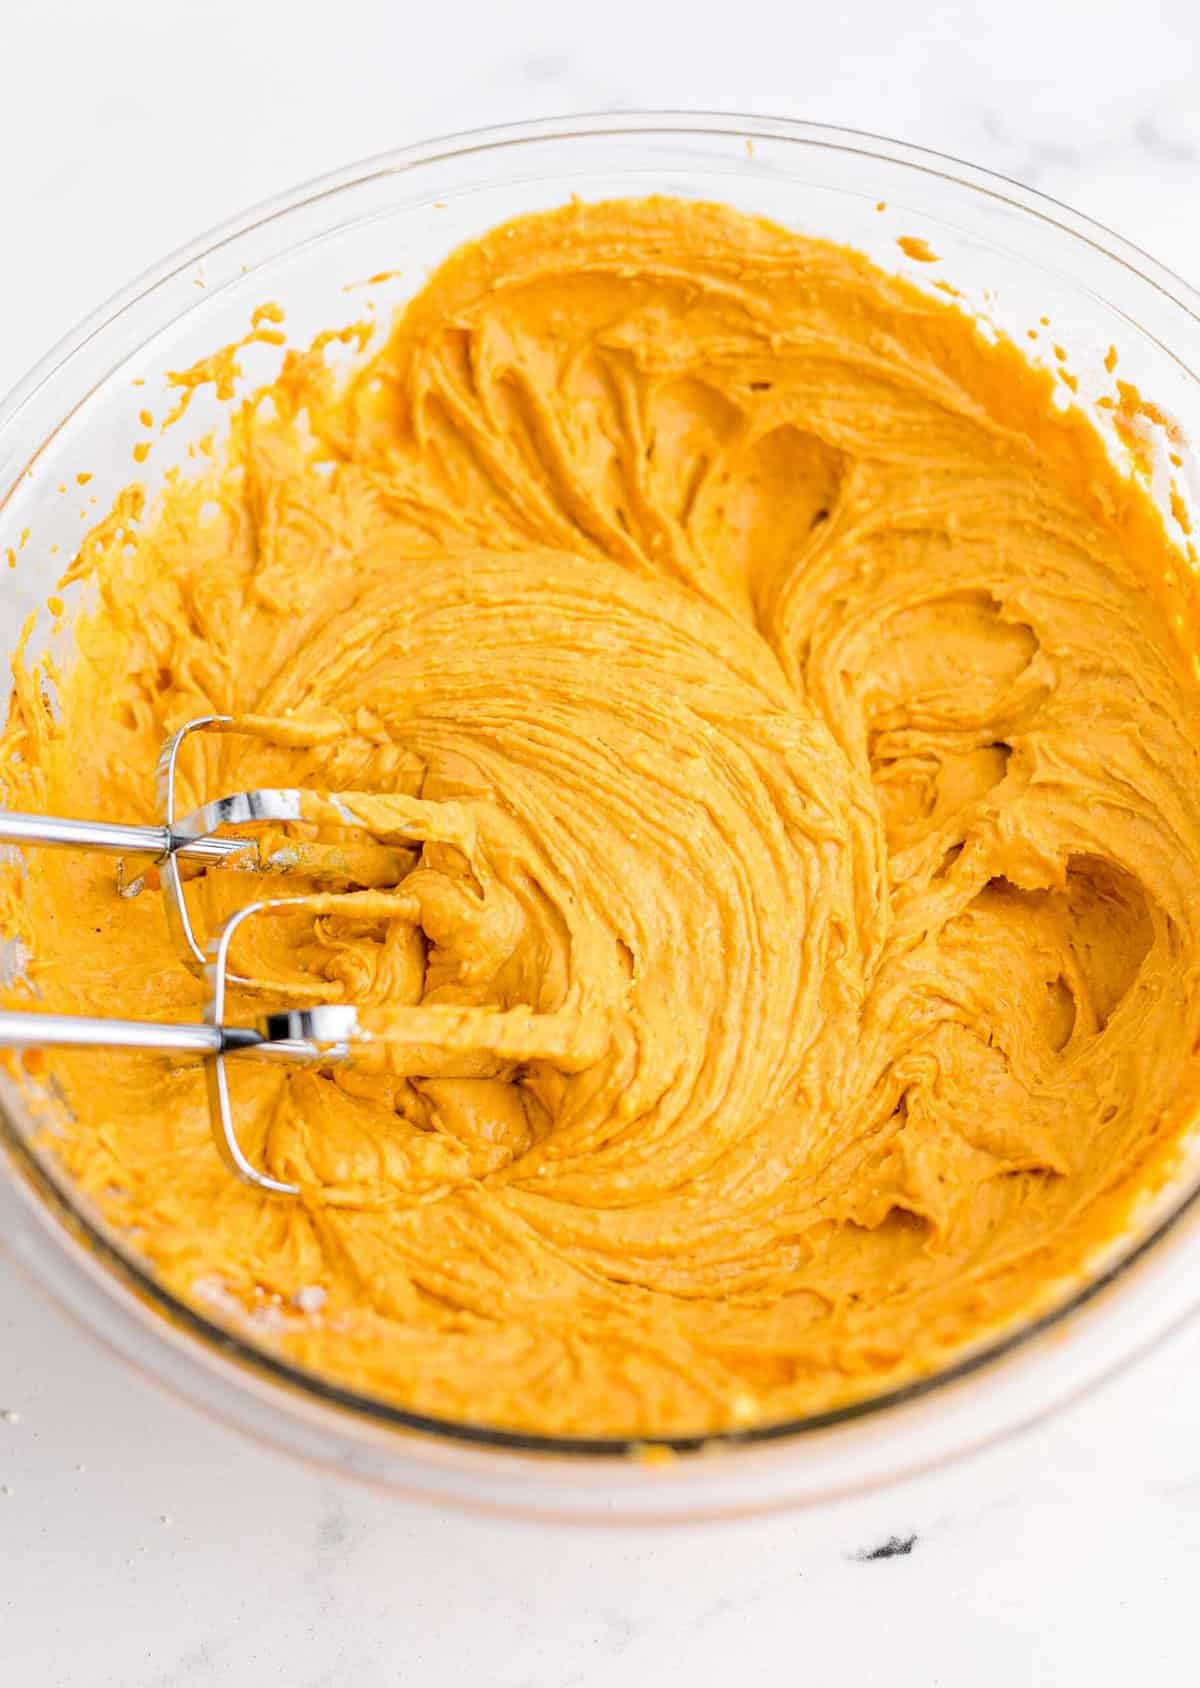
[5, 198, 1200, 1438]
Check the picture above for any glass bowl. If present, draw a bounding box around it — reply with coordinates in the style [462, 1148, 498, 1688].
[3, 113, 1200, 1523]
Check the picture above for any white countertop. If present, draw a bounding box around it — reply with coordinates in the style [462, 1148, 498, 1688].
[4, 0, 1200, 1680]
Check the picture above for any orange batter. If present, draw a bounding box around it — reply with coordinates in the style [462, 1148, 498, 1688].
[5, 197, 1200, 1437]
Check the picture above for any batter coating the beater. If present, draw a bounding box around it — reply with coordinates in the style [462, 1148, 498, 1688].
[5, 198, 1200, 1436]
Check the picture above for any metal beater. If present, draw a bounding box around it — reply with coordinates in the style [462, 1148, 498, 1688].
[0, 714, 406, 1196]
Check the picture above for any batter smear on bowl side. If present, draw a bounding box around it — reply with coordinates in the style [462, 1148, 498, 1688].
[5, 198, 1200, 1437]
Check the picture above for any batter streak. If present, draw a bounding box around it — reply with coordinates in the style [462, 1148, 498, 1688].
[5, 198, 1200, 1436]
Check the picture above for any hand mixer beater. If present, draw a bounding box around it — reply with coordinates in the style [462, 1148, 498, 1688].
[0, 714, 424, 1196]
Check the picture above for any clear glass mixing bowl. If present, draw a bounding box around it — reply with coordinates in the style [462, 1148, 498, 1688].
[3, 113, 1200, 1522]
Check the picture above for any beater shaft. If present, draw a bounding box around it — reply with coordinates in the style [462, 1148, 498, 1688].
[0, 1007, 258, 1055]
[0, 811, 250, 865]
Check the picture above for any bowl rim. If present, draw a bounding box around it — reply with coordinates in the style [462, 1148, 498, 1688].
[3, 108, 1200, 1465]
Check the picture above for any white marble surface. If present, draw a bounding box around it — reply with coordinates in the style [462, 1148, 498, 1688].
[4, 0, 1200, 1680]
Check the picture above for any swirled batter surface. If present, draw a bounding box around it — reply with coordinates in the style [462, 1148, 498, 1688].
[6, 198, 1200, 1436]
